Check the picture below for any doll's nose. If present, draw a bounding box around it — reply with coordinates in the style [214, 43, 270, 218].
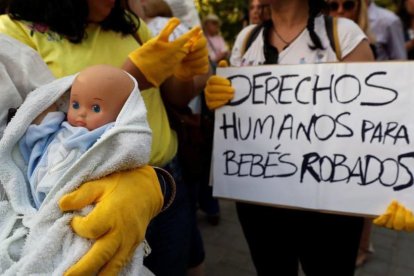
[77, 108, 87, 117]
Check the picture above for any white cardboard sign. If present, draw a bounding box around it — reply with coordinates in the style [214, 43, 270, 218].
[212, 62, 414, 216]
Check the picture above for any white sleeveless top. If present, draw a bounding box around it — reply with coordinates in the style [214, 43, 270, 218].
[230, 16, 366, 66]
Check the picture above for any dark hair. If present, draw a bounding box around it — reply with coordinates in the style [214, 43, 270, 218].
[307, 0, 328, 50]
[7, 0, 140, 43]
[0, 0, 9, 14]
[397, 0, 411, 32]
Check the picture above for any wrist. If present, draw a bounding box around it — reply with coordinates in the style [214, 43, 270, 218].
[122, 58, 154, 90]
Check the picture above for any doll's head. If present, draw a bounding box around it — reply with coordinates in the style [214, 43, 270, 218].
[67, 65, 133, 131]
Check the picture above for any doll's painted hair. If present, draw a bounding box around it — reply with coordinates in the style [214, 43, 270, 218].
[7, 0, 140, 43]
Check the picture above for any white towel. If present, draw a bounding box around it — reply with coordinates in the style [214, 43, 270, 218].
[0, 34, 54, 138]
[0, 72, 154, 275]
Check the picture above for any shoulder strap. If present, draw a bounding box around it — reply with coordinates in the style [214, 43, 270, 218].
[206, 36, 219, 56]
[132, 32, 143, 46]
[324, 15, 342, 61]
[241, 24, 263, 55]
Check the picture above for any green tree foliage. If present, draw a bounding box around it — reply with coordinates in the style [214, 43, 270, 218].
[376, 0, 398, 11]
[195, 0, 248, 47]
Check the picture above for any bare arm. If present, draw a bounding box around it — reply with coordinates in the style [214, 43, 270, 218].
[406, 40, 414, 52]
[342, 39, 375, 62]
[121, 58, 154, 91]
[161, 65, 213, 108]
[124, 57, 212, 108]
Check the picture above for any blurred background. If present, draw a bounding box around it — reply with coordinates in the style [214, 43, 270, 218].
[195, 0, 399, 46]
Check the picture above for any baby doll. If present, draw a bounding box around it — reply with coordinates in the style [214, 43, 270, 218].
[19, 64, 134, 208]
[0, 64, 152, 275]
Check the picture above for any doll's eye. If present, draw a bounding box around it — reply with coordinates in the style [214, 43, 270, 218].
[72, 101, 79, 109]
[92, 105, 101, 113]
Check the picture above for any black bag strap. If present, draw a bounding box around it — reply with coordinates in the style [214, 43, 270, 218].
[243, 21, 279, 64]
[242, 24, 264, 55]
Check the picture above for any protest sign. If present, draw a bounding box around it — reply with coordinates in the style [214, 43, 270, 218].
[212, 62, 414, 216]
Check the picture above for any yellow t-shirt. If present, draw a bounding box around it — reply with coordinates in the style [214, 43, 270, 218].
[0, 15, 177, 166]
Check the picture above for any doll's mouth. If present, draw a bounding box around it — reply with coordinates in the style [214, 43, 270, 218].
[74, 121, 86, 127]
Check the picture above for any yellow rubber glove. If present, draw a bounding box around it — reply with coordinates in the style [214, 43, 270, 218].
[59, 166, 163, 276]
[174, 30, 210, 81]
[204, 60, 235, 110]
[128, 17, 201, 87]
[373, 200, 414, 231]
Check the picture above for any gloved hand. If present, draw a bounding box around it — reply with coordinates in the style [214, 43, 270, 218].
[128, 17, 201, 87]
[204, 60, 235, 110]
[373, 200, 414, 231]
[59, 166, 163, 276]
[174, 30, 210, 81]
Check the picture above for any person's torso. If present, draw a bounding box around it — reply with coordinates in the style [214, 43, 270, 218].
[206, 34, 227, 62]
[0, 15, 177, 166]
[230, 16, 366, 67]
[368, 3, 404, 60]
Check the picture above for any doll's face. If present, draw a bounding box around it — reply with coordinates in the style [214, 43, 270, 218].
[67, 65, 133, 131]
